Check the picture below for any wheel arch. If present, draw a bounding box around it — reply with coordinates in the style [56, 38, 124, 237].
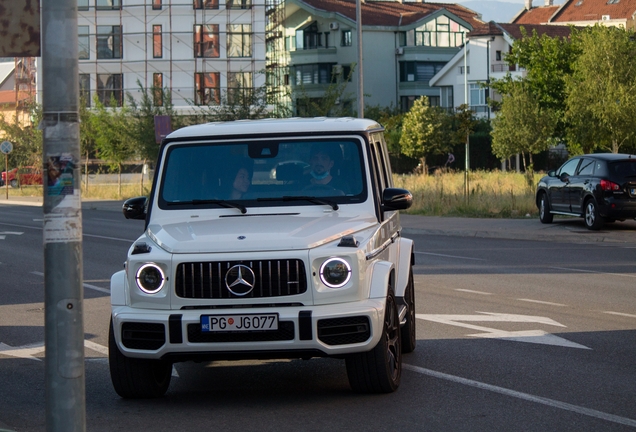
[394, 237, 413, 299]
[368, 260, 395, 299]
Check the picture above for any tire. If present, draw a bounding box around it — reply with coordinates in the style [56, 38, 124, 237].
[10, 179, 18, 188]
[400, 268, 416, 354]
[346, 287, 402, 393]
[108, 319, 172, 398]
[584, 199, 604, 231]
[539, 193, 553, 224]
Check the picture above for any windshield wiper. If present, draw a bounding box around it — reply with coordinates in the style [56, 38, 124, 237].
[167, 199, 247, 214]
[258, 196, 339, 211]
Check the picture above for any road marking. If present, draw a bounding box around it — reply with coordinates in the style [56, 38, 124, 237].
[517, 298, 567, 307]
[31, 271, 110, 293]
[0, 231, 23, 240]
[603, 311, 636, 319]
[0, 221, 133, 242]
[403, 363, 636, 428]
[0, 340, 109, 361]
[550, 266, 636, 278]
[455, 289, 492, 295]
[414, 251, 487, 261]
[416, 312, 590, 349]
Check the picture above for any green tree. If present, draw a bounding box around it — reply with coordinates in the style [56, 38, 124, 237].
[195, 82, 272, 122]
[293, 64, 356, 117]
[91, 96, 135, 197]
[491, 82, 558, 173]
[399, 97, 450, 174]
[565, 25, 636, 153]
[491, 26, 579, 139]
[0, 102, 43, 173]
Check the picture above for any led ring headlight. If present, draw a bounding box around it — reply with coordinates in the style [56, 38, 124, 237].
[136, 263, 165, 293]
[319, 257, 352, 288]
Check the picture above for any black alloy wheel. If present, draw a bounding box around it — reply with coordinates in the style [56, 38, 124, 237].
[400, 268, 416, 354]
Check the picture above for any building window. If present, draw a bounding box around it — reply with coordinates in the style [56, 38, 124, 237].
[97, 25, 123, 59]
[226, 0, 251, 9]
[227, 72, 252, 104]
[195, 72, 220, 105]
[495, 50, 502, 61]
[78, 0, 89, 11]
[153, 25, 162, 58]
[153, 73, 163, 106]
[342, 65, 352, 81]
[441, 86, 453, 108]
[294, 64, 335, 85]
[341, 30, 352, 47]
[194, 25, 220, 58]
[97, 73, 123, 106]
[79, 74, 91, 106]
[194, 0, 219, 9]
[399, 61, 445, 82]
[152, 0, 162, 9]
[79, 26, 90, 60]
[406, 16, 468, 48]
[469, 83, 486, 106]
[96, 0, 121, 10]
[295, 22, 322, 50]
[227, 24, 252, 57]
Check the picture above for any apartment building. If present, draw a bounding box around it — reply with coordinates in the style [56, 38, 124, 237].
[512, 0, 636, 28]
[36, 0, 268, 114]
[270, 0, 484, 114]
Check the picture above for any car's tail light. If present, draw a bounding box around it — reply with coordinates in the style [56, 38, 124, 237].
[600, 179, 621, 191]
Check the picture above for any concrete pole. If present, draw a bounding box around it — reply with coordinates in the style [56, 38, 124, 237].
[464, 35, 469, 201]
[356, 0, 364, 118]
[41, 0, 85, 430]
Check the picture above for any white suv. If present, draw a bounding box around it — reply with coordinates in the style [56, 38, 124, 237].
[109, 117, 416, 398]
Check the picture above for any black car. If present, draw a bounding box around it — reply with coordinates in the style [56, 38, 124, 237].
[536, 153, 636, 230]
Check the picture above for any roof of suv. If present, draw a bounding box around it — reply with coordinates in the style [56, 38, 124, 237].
[581, 153, 636, 161]
[166, 117, 384, 140]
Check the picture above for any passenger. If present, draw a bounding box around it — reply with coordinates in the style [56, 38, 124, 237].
[226, 159, 253, 199]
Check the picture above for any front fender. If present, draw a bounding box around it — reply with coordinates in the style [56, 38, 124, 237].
[368, 260, 394, 299]
[394, 237, 413, 299]
[110, 270, 129, 306]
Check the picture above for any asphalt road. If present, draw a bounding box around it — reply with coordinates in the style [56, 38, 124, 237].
[0, 201, 635, 431]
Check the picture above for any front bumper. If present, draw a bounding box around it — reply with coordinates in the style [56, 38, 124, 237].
[111, 300, 385, 361]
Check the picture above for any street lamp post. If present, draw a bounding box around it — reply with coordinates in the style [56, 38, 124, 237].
[356, 0, 364, 118]
[464, 33, 470, 201]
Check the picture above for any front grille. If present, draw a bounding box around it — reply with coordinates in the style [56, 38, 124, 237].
[317, 316, 370, 346]
[121, 322, 166, 350]
[175, 259, 307, 299]
[187, 321, 295, 343]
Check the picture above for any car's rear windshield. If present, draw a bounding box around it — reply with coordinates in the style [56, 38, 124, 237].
[608, 160, 636, 182]
[158, 137, 367, 210]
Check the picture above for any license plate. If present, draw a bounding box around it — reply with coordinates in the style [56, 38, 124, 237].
[201, 314, 278, 332]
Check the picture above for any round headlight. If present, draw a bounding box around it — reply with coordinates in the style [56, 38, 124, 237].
[320, 258, 352, 288]
[136, 264, 165, 293]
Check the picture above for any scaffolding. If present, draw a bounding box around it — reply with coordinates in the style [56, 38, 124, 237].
[14, 57, 37, 125]
[265, 0, 288, 116]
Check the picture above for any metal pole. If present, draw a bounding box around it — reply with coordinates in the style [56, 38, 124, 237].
[5, 154, 8, 199]
[356, 0, 364, 118]
[464, 34, 469, 201]
[41, 0, 85, 429]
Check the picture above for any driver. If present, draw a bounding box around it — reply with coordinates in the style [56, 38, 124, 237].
[301, 143, 348, 194]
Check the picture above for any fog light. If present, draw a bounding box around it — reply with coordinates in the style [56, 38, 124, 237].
[136, 264, 165, 293]
[320, 258, 351, 288]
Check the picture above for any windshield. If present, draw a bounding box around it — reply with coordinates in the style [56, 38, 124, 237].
[158, 138, 367, 210]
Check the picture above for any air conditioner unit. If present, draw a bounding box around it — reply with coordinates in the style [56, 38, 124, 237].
[602, 14, 611, 20]
[395, 47, 404, 55]
[329, 22, 339, 30]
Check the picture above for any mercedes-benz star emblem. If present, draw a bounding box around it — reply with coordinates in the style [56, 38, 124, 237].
[225, 264, 256, 296]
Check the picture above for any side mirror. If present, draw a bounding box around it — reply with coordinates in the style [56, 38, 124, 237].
[382, 188, 413, 211]
[122, 196, 147, 220]
[548, 170, 556, 177]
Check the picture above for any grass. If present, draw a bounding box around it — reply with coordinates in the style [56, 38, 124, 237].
[3, 170, 542, 218]
[393, 169, 542, 218]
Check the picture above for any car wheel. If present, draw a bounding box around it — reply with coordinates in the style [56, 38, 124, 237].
[9, 179, 18, 188]
[539, 193, 553, 224]
[584, 199, 604, 231]
[108, 319, 172, 398]
[400, 268, 416, 354]
[346, 286, 402, 393]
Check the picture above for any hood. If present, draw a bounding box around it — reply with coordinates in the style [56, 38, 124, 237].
[146, 213, 377, 253]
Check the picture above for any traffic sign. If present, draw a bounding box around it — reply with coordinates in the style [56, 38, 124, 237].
[0, 141, 13, 154]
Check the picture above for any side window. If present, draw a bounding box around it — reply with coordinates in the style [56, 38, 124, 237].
[557, 158, 580, 177]
[368, 142, 384, 199]
[377, 135, 394, 188]
[577, 158, 594, 176]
